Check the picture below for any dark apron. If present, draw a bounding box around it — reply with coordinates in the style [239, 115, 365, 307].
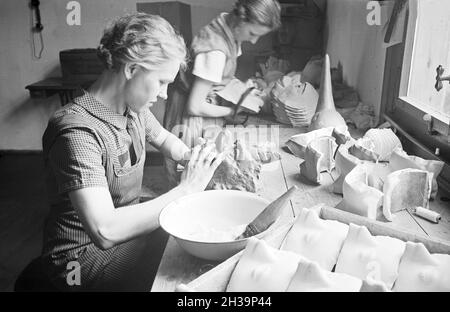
[42, 110, 162, 291]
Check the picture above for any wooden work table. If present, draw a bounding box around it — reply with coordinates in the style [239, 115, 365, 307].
[150, 115, 450, 292]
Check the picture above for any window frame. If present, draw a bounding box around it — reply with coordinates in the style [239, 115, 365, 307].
[381, 0, 450, 195]
[398, 0, 450, 127]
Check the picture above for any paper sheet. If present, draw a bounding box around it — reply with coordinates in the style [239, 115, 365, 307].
[216, 79, 263, 113]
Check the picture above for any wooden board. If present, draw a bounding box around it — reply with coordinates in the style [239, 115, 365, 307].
[320, 206, 450, 254]
[386, 209, 426, 235]
[334, 195, 449, 240]
[260, 160, 293, 218]
[255, 115, 293, 218]
[275, 122, 352, 216]
[281, 150, 343, 216]
[408, 193, 450, 241]
[150, 237, 219, 292]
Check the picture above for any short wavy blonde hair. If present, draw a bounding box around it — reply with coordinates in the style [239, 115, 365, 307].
[97, 13, 188, 71]
[233, 0, 281, 30]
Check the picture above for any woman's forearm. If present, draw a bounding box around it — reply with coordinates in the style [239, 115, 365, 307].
[186, 77, 235, 118]
[158, 131, 190, 164]
[70, 143, 221, 250]
[97, 184, 190, 247]
[187, 101, 234, 118]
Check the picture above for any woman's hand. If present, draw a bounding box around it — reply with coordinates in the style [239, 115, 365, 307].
[179, 142, 225, 194]
[223, 102, 249, 125]
[179, 137, 206, 167]
[224, 112, 248, 125]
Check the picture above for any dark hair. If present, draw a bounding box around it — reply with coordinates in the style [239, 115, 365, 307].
[97, 13, 188, 71]
[232, 0, 281, 29]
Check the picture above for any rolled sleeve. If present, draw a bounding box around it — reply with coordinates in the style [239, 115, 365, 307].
[48, 128, 108, 194]
[192, 51, 226, 83]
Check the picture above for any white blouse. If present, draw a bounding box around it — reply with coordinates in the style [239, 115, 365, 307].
[192, 46, 242, 83]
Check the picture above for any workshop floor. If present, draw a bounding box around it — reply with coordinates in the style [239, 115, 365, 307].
[0, 153, 168, 292]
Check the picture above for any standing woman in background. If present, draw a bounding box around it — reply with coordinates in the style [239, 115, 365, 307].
[163, 0, 282, 188]
[28, 13, 223, 292]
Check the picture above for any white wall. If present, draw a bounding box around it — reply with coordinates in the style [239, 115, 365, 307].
[1, 0, 394, 150]
[0, 0, 233, 150]
[325, 0, 393, 121]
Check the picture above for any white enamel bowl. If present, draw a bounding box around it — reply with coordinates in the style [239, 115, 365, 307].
[159, 190, 271, 261]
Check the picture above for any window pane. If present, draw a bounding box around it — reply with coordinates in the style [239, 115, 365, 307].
[407, 0, 450, 120]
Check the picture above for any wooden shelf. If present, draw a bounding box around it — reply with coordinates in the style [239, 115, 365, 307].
[25, 77, 93, 105]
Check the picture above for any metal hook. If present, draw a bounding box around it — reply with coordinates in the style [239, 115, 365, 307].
[435, 65, 450, 92]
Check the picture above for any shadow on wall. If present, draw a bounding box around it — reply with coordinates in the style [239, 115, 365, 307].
[2, 64, 62, 150]
[6, 63, 61, 119]
[323, 0, 389, 122]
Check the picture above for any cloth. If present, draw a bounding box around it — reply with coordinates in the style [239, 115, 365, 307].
[163, 12, 241, 188]
[40, 91, 163, 291]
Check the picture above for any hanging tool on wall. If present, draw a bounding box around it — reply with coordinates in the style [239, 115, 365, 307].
[30, 0, 44, 59]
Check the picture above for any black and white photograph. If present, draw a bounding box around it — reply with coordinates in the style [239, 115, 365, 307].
[0, 0, 449, 295]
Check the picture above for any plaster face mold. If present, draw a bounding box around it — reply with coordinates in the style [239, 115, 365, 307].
[226, 238, 300, 292]
[215, 129, 233, 153]
[332, 142, 364, 194]
[349, 128, 402, 162]
[281, 208, 349, 271]
[340, 164, 384, 220]
[389, 150, 444, 200]
[270, 72, 319, 127]
[393, 242, 450, 292]
[300, 57, 323, 88]
[382, 168, 432, 222]
[363, 128, 402, 161]
[359, 276, 391, 292]
[335, 224, 406, 289]
[285, 125, 348, 159]
[331, 126, 353, 145]
[308, 54, 347, 131]
[286, 258, 362, 292]
[208, 131, 261, 192]
[367, 162, 393, 192]
[349, 137, 379, 162]
[299, 136, 338, 184]
[286, 127, 335, 159]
